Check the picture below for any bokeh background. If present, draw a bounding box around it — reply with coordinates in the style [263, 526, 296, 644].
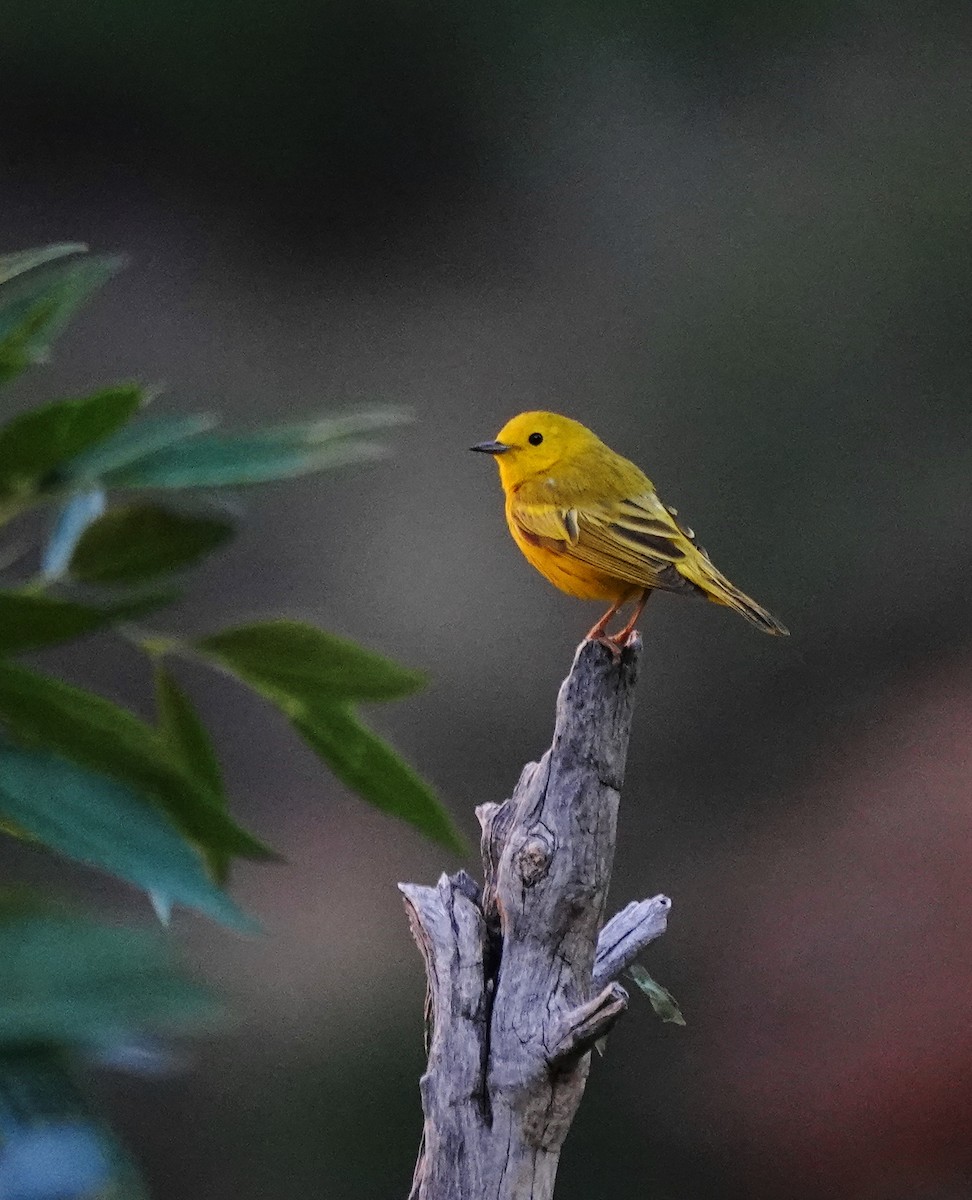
[2, 1, 972, 1196]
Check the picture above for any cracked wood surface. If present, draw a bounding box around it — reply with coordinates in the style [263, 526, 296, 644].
[400, 634, 670, 1200]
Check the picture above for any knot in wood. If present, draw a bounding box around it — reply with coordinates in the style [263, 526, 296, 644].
[517, 835, 553, 886]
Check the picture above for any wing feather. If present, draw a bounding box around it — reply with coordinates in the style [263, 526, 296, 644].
[511, 491, 700, 594]
[509, 481, 788, 634]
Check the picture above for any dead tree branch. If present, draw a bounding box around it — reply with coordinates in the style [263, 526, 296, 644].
[400, 635, 670, 1200]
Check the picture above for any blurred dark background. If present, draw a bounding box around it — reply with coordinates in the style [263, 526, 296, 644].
[2, 1, 972, 1196]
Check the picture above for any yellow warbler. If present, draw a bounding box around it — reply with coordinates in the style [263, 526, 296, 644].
[471, 411, 788, 645]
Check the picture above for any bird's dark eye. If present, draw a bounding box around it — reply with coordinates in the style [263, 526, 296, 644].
[528, 432, 543, 446]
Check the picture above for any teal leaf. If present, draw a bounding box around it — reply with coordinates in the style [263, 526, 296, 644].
[626, 963, 686, 1026]
[70, 504, 234, 585]
[0, 590, 176, 656]
[0, 661, 275, 866]
[294, 702, 463, 852]
[195, 620, 426, 703]
[0, 255, 123, 385]
[58, 414, 216, 483]
[0, 387, 141, 501]
[99, 409, 410, 489]
[0, 904, 216, 1045]
[41, 489, 106, 580]
[0, 746, 253, 929]
[0, 243, 88, 287]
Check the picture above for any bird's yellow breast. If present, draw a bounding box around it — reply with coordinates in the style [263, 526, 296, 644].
[504, 505, 636, 604]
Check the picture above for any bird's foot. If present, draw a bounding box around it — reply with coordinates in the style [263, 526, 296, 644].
[588, 634, 624, 661]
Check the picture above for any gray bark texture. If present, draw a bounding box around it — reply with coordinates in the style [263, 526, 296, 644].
[399, 634, 671, 1200]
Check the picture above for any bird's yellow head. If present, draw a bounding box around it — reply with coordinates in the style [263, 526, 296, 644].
[470, 411, 602, 489]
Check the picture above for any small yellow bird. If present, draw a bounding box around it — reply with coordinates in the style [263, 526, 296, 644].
[472, 411, 788, 646]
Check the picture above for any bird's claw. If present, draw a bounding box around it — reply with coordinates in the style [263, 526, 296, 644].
[588, 634, 624, 662]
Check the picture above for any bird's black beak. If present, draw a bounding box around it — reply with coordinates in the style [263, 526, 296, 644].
[469, 440, 511, 455]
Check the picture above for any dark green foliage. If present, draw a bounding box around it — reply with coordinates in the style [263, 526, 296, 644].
[0, 661, 274, 871]
[70, 504, 234, 584]
[194, 621, 459, 849]
[292, 702, 463, 852]
[196, 620, 426, 703]
[153, 665, 225, 800]
[153, 664, 232, 883]
[0, 590, 173, 655]
[0, 243, 459, 926]
[0, 387, 141, 501]
[0, 243, 458, 1195]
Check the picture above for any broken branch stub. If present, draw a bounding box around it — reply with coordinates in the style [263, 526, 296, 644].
[401, 634, 670, 1200]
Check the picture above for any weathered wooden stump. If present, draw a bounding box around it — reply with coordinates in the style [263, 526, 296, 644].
[400, 634, 671, 1200]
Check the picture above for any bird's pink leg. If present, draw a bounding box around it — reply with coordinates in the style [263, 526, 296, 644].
[608, 589, 651, 646]
[585, 600, 623, 643]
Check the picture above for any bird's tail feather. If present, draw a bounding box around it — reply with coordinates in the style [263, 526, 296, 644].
[695, 561, 789, 636]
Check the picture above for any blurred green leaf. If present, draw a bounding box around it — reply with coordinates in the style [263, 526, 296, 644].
[70, 504, 234, 585]
[0, 387, 141, 502]
[626, 963, 686, 1026]
[193, 620, 459, 849]
[152, 665, 231, 886]
[0, 590, 175, 656]
[0, 903, 216, 1046]
[195, 620, 425, 703]
[100, 409, 409, 488]
[0, 244, 88, 287]
[0, 256, 123, 385]
[295, 703, 462, 851]
[58, 414, 216, 483]
[0, 746, 252, 929]
[153, 665, 224, 800]
[0, 661, 274, 866]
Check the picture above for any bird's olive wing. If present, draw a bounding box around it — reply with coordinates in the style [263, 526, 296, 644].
[570, 493, 704, 593]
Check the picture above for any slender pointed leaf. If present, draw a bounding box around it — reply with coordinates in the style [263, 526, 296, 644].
[101, 431, 388, 488]
[0, 590, 176, 656]
[195, 620, 426, 703]
[98, 410, 409, 490]
[0, 243, 88, 287]
[153, 664, 230, 884]
[153, 666, 224, 799]
[0, 388, 141, 500]
[627, 964, 686, 1026]
[0, 746, 253, 929]
[0, 256, 123, 385]
[261, 408, 413, 440]
[58, 414, 216, 483]
[294, 702, 463, 851]
[70, 504, 234, 585]
[0, 661, 274, 864]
